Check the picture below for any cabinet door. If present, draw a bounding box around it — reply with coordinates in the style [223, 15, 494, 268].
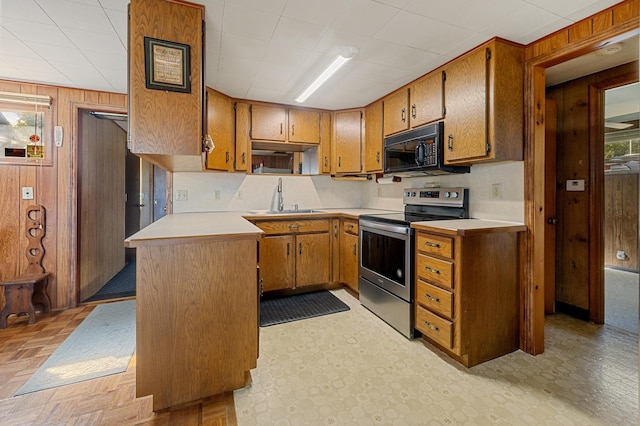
[235, 102, 250, 171]
[364, 100, 383, 173]
[443, 47, 488, 163]
[333, 110, 362, 174]
[260, 235, 295, 291]
[410, 71, 444, 128]
[289, 109, 320, 144]
[205, 88, 235, 171]
[383, 89, 409, 136]
[251, 104, 286, 141]
[339, 230, 359, 292]
[296, 232, 330, 287]
[320, 112, 332, 173]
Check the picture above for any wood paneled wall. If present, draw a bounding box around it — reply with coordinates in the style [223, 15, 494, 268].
[545, 61, 638, 311]
[604, 173, 639, 271]
[0, 79, 127, 310]
[78, 111, 127, 301]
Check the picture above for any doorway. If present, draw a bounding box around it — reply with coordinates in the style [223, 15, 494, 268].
[77, 110, 164, 303]
[603, 82, 639, 334]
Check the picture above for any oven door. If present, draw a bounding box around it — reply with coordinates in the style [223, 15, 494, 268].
[359, 219, 413, 302]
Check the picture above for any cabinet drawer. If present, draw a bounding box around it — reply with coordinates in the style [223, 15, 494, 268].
[416, 232, 453, 259]
[255, 219, 330, 235]
[342, 219, 358, 235]
[416, 279, 453, 319]
[416, 254, 453, 289]
[415, 305, 453, 349]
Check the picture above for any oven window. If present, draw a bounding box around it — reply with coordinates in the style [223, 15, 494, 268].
[361, 229, 407, 285]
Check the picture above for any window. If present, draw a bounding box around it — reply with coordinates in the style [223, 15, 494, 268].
[0, 92, 52, 166]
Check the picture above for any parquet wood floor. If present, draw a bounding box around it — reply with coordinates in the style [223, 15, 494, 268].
[0, 302, 237, 425]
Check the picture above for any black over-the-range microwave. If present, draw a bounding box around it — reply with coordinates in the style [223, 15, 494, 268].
[383, 121, 470, 176]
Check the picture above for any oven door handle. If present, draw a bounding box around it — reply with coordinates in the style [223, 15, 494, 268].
[360, 220, 410, 235]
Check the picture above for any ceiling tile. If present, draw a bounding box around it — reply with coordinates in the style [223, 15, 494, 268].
[62, 28, 125, 55]
[404, 0, 473, 21]
[249, 62, 296, 92]
[104, 9, 127, 44]
[98, 0, 129, 11]
[1, 18, 74, 47]
[2, 0, 53, 24]
[0, 38, 40, 59]
[272, 17, 327, 50]
[28, 42, 91, 65]
[222, 5, 280, 42]
[220, 34, 268, 61]
[282, 0, 350, 26]
[262, 42, 311, 68]
[513, 17, 573, 44]
[223, 0, 286, 15]
[37, 0, 115, 35]
[331, 0, 398, 37]
[439, 0, 526, 33]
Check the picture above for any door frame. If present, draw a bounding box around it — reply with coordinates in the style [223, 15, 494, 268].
[70, 101, 127, 304]
[524, 24, 639, 354]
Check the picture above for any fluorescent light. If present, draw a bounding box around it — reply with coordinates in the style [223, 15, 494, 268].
[295, 47, 358, 103]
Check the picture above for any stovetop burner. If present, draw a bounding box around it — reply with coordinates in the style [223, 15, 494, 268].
[360, 187, 469, 226]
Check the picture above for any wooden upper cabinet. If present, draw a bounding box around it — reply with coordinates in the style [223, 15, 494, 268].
[333, 109, 363, 174]
[289, 109, 320, 144]
[235, 102, 251, 171]
[251, 104, 286, 141]
[410, 71, 444, 128]
[205, 88, 235, 171]
[321, 112, 332, 174]
[128, 0, 204, 166]
[383, 89, 409, 136]
[364, 100, 383, 173]
[444, 39, 524, 164]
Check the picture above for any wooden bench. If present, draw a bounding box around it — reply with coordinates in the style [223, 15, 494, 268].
[0, 205, 52, 328]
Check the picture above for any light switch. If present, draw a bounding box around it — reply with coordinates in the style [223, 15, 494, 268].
[566, 179, 585, 191]
[22, 187, 34, 200]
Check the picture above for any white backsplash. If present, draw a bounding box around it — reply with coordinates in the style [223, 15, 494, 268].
[172, 161, 524, 222]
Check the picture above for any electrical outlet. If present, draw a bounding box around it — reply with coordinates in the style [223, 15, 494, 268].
[214, 190, 221, 200]
[491, 183, 502, 199]
[176, 190, 188, 201]
[21, 187, 34, 200]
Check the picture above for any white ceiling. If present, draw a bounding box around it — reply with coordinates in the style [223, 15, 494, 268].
[0, 0, 636, 110]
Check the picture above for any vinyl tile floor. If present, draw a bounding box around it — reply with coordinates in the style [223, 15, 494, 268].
[235, 289, 638, 426]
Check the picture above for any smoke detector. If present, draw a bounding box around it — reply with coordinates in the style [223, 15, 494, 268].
[595, 42, 624, 56]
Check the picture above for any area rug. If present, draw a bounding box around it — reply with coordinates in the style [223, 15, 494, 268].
[260, 291, 350, 327]
[15, 300, 136, 396]
[83, 261, 136, 302]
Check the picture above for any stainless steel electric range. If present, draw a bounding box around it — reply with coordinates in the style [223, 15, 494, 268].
[359, 187, 469, 338]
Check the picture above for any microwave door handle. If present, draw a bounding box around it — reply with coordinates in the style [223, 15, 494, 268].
[415, 141, 425, 166]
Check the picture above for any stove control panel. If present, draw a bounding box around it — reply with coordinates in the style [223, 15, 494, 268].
[403, 187, 466, 207]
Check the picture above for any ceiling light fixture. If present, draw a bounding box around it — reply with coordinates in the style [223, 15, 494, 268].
[295, 47, 358, 103]
[595, 42, 624, 56]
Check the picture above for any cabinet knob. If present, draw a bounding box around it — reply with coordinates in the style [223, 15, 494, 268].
[547, 217, 558, 225]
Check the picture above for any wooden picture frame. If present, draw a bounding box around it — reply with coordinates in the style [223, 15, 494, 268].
[144, 37, 191, 93]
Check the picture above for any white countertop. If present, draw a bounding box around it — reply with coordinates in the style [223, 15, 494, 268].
[125, 208, 400, 247]
[412, 218, 527, 235]
[124, 212, 263, 246]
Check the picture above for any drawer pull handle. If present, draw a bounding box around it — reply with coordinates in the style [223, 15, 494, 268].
[425, 266, 440, 275]
[288, 224, 299, 229]
[425, 241, 441, 248]
[424, 320, 439, 332]
[425, 293, 440, 303]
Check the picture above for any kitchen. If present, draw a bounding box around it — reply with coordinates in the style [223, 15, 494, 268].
[0, 0, 638, 424]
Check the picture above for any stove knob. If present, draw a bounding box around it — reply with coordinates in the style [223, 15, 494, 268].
[451, 191, 459, 198]
[444, 192, 450, 198]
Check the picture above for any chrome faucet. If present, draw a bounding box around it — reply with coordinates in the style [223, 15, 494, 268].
[277, 177, 284, 211]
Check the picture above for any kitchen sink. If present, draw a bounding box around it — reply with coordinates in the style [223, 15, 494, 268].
[245, 209, 325, 215]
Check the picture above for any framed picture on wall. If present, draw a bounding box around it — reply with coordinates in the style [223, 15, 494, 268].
[144, 37, 191, 93]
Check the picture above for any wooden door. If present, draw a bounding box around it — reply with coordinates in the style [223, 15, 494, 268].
[296, 232, 330, 287]
[544, 99, 557, 314]
[340, 231, 359, 292]
[364, 100, 383, 173]
[410, 71, 444, 128]
[383, 89, 409, 136]
[260, 235, 295, 291]
[289, 109, 320, 144]
[443, 46, 488, 163]
[205, 89, 234, 171]
[333, 110, 362, 174]
[251, 104, 286, 141]
[235, 102, 250, 171]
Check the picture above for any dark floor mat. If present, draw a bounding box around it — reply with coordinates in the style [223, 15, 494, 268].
[83, 262, 136, 302]
[260, 291, 350, 327]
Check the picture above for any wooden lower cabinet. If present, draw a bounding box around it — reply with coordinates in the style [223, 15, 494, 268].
[339, 219, 359, 292]
[254, 218, 330, 291]
[413, 224, 525, 367]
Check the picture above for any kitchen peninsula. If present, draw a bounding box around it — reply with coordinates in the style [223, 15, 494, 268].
[124, 212, 262, 411]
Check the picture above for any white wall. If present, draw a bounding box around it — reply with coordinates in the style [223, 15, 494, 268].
[172, 161, 525, 222]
